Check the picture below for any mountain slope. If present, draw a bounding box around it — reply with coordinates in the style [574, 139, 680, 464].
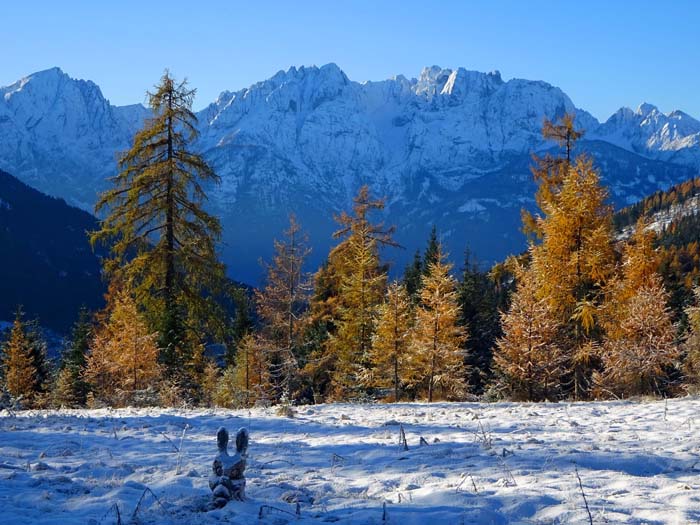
[0, 169, 104, 331]
[1, 66, 698, 282]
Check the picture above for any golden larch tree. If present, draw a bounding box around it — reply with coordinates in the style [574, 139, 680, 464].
[1, 309, 38, 403]
[409, 246, 467, 402]
[84, 286, 161, 406]
[255, 214, 311, 401]
[494, 263, 564, 401]
[367, 281, 414, 401]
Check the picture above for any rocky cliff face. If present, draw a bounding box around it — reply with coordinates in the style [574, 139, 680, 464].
[1, 65, 697, 282]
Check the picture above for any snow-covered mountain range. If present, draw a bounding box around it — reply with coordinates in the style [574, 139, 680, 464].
[1, 65, 698, 282]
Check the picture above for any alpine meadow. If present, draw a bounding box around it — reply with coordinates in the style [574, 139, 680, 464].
[2, 2, 700, 523]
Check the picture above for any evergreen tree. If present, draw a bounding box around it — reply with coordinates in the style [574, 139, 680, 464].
[683, 286, 700, 385]
[422, 225, 440, 276]
[494, 263, 564, 401]
[53, 308, 92, 407]
[91, 71, 226, 381]
[84, 285, 161, 407]
[255, 215, 311, 400]
[368, 281, 414, 401]
[403, 250, 423, 302]
[409, 246, 467, 402]
[457, 251, 501, 393]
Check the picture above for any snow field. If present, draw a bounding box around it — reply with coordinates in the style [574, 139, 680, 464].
[1, 398, 700, 524]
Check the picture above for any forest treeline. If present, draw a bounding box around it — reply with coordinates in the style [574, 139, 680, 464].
[2, 75, 700, 409]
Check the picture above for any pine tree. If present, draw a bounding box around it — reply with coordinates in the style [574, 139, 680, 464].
[255, 215, 311, 401]
[368, 281, 414, 401]
[91, 71, 226, 381]
[409, 246, 467, 402]
[493, 263, 564, 401]
[1, 308, 39, 404]
[53, 308, 92, 407]
[84, 286, 161, 407]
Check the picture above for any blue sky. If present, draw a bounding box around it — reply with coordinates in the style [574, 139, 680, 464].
[3, 0, 698, 120]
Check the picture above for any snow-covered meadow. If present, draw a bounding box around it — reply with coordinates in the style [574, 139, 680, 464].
[1, 398, 699, 524]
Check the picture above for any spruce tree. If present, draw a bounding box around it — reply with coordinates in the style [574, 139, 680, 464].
[457, 251, 500, 393]
[91, 71, 226, 380]
[403, 250, 423, 302]
[53, 308, 92, 407]
[409, 245, 467, 402]
[422, 225, 440, 277]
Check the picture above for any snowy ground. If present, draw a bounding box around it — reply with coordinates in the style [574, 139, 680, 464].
[1, 399, 700, 524]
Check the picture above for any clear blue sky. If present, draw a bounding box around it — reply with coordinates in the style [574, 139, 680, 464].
[2, 0, 699, 121]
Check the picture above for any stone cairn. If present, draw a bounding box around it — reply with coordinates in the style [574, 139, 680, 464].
[209, 426, 249, 507]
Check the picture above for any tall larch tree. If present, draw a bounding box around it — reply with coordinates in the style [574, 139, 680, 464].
[255, 215, 312, 401]
[527, 120, 615, 399]
[368, 281, 414, 401]
[494, 263, 564, 401]
[84, 286, 161, 407]
[324, 186, 396, 400]
[91, 71, 226, 382]
[409, 245, 467, 402]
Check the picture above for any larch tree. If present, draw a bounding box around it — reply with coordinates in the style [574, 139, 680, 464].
[229, 334, 273, 407]
[597, 276, 677, 397]
[84, 286, 161, 407]
[367, 281, 414, 401]
[530, 156, 615, 399]
[493, 263, 564, 401]
[409, 245, 467, 402]
[522, 113, 582, 239]
[597, 219, 678, 397]
[1, 308, 42, 404]
[255, 215, 312, 401]
[91, 71, 226, 381]
[324, 186, 396, 400]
